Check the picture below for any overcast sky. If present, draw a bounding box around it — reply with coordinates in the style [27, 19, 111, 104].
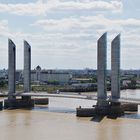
[0, 0, 139, 69]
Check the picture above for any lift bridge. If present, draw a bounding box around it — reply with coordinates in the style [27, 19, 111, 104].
[1, 33, 140, 115]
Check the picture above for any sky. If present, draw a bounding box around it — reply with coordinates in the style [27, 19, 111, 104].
[0, 0, 139, 70]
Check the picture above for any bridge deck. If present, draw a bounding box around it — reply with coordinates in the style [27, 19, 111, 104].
[1, 92, 140, 105]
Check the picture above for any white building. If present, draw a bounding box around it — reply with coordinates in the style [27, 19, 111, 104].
[31, 66, 72, 84]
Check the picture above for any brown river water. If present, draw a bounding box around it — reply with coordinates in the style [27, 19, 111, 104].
[0, 89, 140, 140]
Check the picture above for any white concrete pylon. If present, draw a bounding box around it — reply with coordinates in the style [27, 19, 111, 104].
[24, 40, 31, 92]
[8, 38, 16, 99]
[97, 32, 107, 106]
[111, 34, 121, 99]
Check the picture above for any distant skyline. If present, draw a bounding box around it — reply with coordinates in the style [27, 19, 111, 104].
[0, 0, 139, 69]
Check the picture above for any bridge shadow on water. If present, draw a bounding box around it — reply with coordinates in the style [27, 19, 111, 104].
[90, 115, 119, 122]
[90, 115, 105, 122]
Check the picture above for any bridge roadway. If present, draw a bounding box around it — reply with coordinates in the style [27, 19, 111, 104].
[18, 92, 98, 100]
[1, 92, 140, 105]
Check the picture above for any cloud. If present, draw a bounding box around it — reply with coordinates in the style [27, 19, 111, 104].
[0, 0, 123, 16]
[29, 14, 140, 67]
[0, 20, 10, 37]
[32, 15, 140, 34]
[47, 0, 122, 12]
[1, 14, 139, 50]
[0, 0, 139, 69]
[0, 1, 47, 16]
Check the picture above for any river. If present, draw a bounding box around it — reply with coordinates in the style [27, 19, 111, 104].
[0, 89, 140, 140]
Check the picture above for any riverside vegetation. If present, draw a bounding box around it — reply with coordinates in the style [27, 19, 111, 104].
[0, 74, 140, 93]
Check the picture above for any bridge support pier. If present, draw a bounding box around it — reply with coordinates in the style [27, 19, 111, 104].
[109, 102, 124, 116]
[77, 33, 122, 117]
[121, 103, 138, 112]
[111, 34, 120, 99]
[77, 34, 139, 117]
[77, 33, 110, 117]
[34, 98, 49, 105]
[4, 39, 16, 109]
[110, 34, 122, 114]
[0, 101, 3, 110]
[22, 40, 33, 103]
[4, 39, 34, 109]
[4, 98, 34, 109]
[96, 32, 109, 114]
[76, 103, 124, 117]
[8, 39, 16, 100]
[97, 32, 109, 108]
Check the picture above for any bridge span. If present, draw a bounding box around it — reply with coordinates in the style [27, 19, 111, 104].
[1, 92, 140, 105]
[20, 92, 140, 105]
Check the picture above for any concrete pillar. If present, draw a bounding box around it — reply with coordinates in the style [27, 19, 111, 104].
[4, 40, 34, 109]
[8, 39, 16, 100]
[111, 34, 120, 99]
[24, 40, 31, 92]
[97, 33, 107, 107]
